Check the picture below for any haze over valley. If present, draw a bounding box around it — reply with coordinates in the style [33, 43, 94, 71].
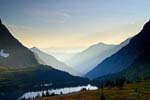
[0, 0, 150, 100]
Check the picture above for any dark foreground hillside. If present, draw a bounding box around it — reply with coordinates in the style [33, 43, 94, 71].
[34, 80, 150, 100]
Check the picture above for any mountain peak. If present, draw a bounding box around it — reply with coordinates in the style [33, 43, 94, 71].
[32, 46, 37, 49]
[90, 42, 107, 47]
[86, 20, 150, 79]
[98, 42, 116, 46]
[97, 42, 106, 45]
[143, 20, 150, 31]
[0, 19, 38, 68]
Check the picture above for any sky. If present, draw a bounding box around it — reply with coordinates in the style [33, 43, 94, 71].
[0, 0, 150, 54]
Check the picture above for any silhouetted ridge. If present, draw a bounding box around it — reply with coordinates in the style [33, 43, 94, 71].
[0, 19, 38, 68]
[0, 18, 2, 25]
[86, 20, 150, 79]
[94, 22, 150, 81]
[143, 20, 150, 31]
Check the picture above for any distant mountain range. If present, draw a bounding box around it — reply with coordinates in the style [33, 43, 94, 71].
[0, 19, 89, 99]
[86, 20, 150, 80]
[65, 43, 115, 75]
[65, 38, 131, 76]
[30, 47, 79, 76]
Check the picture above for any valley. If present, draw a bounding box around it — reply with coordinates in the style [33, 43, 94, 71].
[0, 1, 150, 99]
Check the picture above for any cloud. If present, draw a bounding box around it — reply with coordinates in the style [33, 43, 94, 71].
[29, 10, 71, 24]
[7, 25, 33, 35]
[7, 25, 32, 34]
[31, 11, 70, 17]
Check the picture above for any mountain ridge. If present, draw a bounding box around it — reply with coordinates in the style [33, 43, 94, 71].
[65, 42, 116, 75]
[86, 20, 150, 79]
[0, 19, 39, 68]
[30, 47, 79, 76]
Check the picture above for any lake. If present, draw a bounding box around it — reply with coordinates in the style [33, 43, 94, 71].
[19, 84, 98, 99]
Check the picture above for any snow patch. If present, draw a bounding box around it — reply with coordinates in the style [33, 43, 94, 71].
[0, 49, 9, 58]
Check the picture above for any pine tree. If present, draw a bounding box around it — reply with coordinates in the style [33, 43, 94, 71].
[100, 92, 106, 100]
[42, 91, 45, 97]
[46, 90, 50, 96]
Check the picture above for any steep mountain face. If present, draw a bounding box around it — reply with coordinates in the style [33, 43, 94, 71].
[65, 43, 116, 75]
[30, 47, 79, 76]
[93, 47, 150, 84]
[86, 20, 150, 79]
[0, 20, 38, 68]
[121, 21, 150, 81]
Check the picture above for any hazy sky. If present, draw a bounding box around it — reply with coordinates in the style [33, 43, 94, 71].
[0, 0, 150, 52]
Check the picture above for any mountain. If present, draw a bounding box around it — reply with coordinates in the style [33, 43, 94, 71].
[93, 46, 150, 84]
[83, 37, 131, 76]
[0, 19, 89, 99]
[0, 19, 38, 69]
[65, 43, 115, 75]
[33, 52, 46, 65]
[120, 20, 150, 81]
[86, 20, 150, 79]
[30, 47, 79, 76]
[66, 38, 130, 76]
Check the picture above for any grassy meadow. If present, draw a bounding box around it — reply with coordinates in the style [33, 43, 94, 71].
[34, 80, 150, 100]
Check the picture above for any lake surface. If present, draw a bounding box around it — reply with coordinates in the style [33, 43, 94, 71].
[19, 84, 98, 99]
